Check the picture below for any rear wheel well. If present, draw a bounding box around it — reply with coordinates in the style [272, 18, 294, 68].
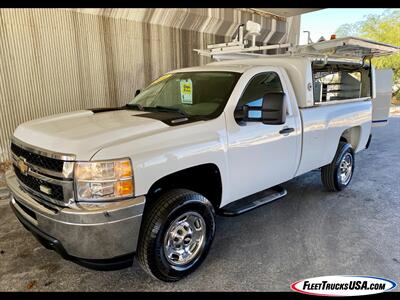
[145, 163, 222, 211]
[340, 126, 361, 150]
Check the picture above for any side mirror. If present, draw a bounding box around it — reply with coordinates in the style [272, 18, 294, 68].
[234, 92, 286, 125]
[261, 92, 286, 125]
[234, 105, 249, 123]
[135, 89, 141, 97]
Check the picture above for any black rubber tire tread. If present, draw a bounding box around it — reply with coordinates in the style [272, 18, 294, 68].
[136, 188, 215, 282]
[321, 141, 354, 192]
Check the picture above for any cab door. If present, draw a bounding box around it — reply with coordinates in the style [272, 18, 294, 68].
[372, 68, 394, 126]
[224, 67, 301, 205]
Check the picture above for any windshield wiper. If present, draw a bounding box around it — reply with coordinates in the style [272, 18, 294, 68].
[152, 106, 189, 118]
[126, 104, 189, 118]
[125, 103, 145, 111]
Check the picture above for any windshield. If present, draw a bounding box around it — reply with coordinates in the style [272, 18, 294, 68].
[128, 72, 241, 119]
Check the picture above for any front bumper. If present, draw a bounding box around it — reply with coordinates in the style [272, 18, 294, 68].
[6, 171, 146, 269]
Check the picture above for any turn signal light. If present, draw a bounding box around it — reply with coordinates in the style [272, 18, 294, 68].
[116, 180, 134, 197]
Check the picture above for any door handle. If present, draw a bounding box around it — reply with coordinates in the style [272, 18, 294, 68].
[279, 127, 294, 135]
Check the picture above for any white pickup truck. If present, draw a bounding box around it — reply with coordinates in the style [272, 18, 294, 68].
[6, 36, 398, 281]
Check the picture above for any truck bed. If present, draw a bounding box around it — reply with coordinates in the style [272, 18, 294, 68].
[295, 100, 372, 177]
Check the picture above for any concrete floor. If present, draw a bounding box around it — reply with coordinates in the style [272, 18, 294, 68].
[0, 117, 399, 291]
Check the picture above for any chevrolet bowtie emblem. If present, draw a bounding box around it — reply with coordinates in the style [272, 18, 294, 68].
[17, 156, 29, 175]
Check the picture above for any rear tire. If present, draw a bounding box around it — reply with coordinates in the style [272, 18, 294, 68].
[321, 142, 355, 192]
[136, 189, 216, 282]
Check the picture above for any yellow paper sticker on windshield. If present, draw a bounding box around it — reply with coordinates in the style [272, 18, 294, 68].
[180, 79, 193, 104]
[149, 73, 172, 86]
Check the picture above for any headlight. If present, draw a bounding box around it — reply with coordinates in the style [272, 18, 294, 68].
[74, 158, 134, 201]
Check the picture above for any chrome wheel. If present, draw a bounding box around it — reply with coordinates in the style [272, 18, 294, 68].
[164, 211, 206, 266]
[339, 153, 353, 185]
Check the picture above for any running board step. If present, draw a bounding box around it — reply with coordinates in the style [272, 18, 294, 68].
[219, 185, 287, 216]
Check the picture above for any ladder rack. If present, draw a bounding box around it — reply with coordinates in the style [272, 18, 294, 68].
[193, 22, 400, 62]
[193, 21, 292, 60]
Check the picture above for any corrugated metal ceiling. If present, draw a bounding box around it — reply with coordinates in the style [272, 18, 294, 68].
[254, 8, 322, 18]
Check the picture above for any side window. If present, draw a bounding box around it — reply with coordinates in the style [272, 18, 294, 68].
[237, 72, 284, 119]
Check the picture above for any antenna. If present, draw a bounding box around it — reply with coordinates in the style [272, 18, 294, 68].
[303, 31, 313, 44]
[232, 24, 245, 45]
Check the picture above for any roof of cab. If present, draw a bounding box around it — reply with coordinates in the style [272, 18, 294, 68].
[207, 56, 311, 69]
[169, 55, 356, 74]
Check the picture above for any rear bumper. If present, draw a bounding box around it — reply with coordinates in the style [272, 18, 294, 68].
[6, 171, 146, 268]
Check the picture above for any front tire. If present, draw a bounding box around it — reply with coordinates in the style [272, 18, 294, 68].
[321, 142, 355, 191]
[136, 189, 216, 282]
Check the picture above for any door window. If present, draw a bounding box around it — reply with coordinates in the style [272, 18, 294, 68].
[236, 72, 284, 120]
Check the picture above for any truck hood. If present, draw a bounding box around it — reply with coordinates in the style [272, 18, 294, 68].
[13, 110, 171, 160]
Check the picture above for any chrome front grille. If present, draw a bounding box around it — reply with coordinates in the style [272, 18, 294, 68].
[11, 143, 64, 172]
[10, 137, 76, 207]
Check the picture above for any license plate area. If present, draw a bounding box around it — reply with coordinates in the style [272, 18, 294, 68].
[14, 199, 37, 221]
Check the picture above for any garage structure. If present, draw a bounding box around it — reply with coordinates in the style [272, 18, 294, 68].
[0, 8, 318, 163]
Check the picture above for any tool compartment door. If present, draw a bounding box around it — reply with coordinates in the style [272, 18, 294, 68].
[295, 36, 400, 59]
[372, 68, 394, 126]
